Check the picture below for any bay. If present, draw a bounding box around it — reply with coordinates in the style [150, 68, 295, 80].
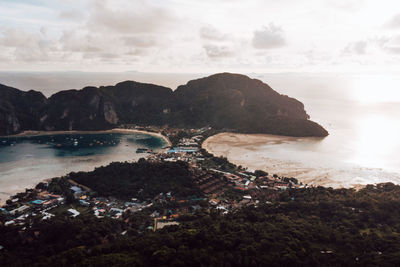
[204, 73, 400, 188]
[0, 132, 167, 203]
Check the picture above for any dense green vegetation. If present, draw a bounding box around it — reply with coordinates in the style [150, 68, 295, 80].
[167, 130, 191, 146]
[0, 73, 328, 137]
[0, 214, 123, 265]
[68, 160, 202, 200]
[170, 73, 328, 136]
[3, 183, 400, 266]
[199, 148, 242, 172]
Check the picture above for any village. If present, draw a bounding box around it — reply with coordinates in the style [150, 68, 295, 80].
[0, 126, 307, 232]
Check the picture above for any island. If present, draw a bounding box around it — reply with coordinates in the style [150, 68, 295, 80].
[0, 73, 328, 137]
[0, 127, 399, 266]
[0, 73, 356, 266]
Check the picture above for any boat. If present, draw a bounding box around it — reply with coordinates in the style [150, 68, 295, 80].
[136, 148, 153, 153]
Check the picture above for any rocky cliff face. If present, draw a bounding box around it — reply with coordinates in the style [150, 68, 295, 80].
[31, 81, 173, 132]
[101, 81, 173, 125]
[0, 73, 328, 137]
[0, 84, 46, 135]
[174, 73, 309, 120]
[40, 87, 119, 131]
[171, 73, 328, 136]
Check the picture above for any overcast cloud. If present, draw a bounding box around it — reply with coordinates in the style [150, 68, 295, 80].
[252, 24, 286, 49]
[385, 14, 400, 29]
[0, 0, 399, 72]
[200, 26, 231, 42]
[342, 41, 368, 55]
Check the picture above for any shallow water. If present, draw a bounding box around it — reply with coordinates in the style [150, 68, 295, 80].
[0, 133, 166, 203]
[205, 73, 400, 188]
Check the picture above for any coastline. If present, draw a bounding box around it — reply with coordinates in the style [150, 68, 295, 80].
[202, 132, 378, 189]
[0, 128, 171, 205]
[4, 128, 172, 147]
[202, 132, 305, 147]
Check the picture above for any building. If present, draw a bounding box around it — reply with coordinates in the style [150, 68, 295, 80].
[9, 205, 29, 215]
[68, 209, 80, 217]
[155, 220, 179, 231]
[30, 200, 45, 205]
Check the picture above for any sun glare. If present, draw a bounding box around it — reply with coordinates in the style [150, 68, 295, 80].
[351, 75, 400, 104]
[349, 115, 400, 170]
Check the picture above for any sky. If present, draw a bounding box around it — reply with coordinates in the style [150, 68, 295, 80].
[1, 0, 400, 73]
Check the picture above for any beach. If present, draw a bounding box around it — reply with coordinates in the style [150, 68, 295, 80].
[202, 132, 400, 189]
[7, 128, 172, 147]
[201, 133, 328, 186]
[0, 129, 171, 205]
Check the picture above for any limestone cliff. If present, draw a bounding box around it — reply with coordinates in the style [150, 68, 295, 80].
[0, 73, 328, 137]
[0, 84, 46, 135]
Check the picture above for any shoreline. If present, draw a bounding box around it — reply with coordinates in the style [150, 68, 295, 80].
[3, 128, 172, 147]
[201, 132, 388, 189]
[0, 128, 171, 205]
[0, 153, 148, 206]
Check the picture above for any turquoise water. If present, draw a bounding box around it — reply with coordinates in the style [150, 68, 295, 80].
[0, 133, 167, 203]
[0, 133, 165, 164]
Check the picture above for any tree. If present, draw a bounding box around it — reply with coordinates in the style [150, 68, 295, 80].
[254, 170, 268, 178]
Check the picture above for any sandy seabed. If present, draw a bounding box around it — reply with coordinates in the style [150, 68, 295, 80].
[202, 133, 400, 189]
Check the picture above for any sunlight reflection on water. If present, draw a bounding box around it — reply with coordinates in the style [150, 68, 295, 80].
[206, 74, 400, 187]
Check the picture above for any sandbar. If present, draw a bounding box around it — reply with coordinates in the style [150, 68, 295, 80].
[202, 132, 398, 189]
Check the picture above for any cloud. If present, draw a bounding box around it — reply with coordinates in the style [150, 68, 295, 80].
[2, 0, 400, 72]
[326, 0, 365, 12]
[59, 30, 102, 53]
[83, 52, 120, 60]
[87, 0, 177, 34]
[385, 46, 400, 54]
[380, 35, 400, 54]
[342, 41, 368, 55]
[57, 1, 169, 62]
[0, 0, 174, 66]
[384, 14, 400, 29]
[122, 36, 157, 48]
[58, 9, 85, 21]
[199, 26, 230, 41]
[200, 25, 238, 60]
[0, 28, 37, 48]
[203, 44, 234, 58]
[342, 36, 400, 56]
[252, 23, 285, 49]
[0, 28, 55, 62]
[125, 48, 146, 56]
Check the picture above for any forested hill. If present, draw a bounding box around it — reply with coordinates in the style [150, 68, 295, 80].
[68, 160, 202, 200]
[0, 73, 328, 137]
[171, 73, 328, 136]
[2, 183, 400, 266]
